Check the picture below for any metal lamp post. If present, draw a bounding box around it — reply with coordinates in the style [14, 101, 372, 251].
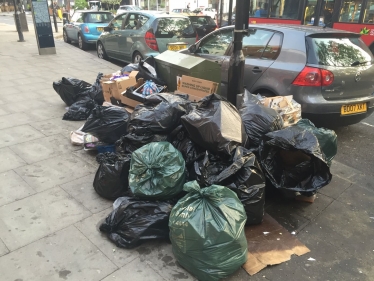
[226, 0, 250, 106]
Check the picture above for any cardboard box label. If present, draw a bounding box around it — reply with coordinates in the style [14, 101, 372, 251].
[179, 75, 218, 98]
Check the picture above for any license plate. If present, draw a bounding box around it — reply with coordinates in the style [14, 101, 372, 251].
[341, 103, 367, 115]
[97, 27, 104, 32]
[167, 44, 187, 51]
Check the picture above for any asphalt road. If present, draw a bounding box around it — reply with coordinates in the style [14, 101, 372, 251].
[2, 16, 373, 175]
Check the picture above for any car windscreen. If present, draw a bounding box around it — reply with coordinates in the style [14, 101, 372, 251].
[189, 16, 216, 26]
[306, 36, 373, 67]
[154, 17, 196, 38]
[85, 13, 114, 23]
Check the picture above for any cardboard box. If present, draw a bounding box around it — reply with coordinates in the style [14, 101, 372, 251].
[178, 75, 218, 98]
[102, 71, 138, 101]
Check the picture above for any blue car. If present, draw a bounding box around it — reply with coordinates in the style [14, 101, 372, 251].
[63, 11, 114, 50]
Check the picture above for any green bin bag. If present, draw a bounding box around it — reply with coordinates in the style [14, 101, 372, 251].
[129, 142, 186, 200]
[296, 119, 337, 167]
[169, 181, 248, 281]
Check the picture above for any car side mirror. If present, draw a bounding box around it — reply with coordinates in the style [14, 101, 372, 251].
[189, 44, 197, 53]
[104, 25, 112, 32]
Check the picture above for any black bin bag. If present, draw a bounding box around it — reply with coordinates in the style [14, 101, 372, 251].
[53, 77, 92, 106]
[99, 197, 173, 249]
[195, 147, 265, 225]
[93, 153, 131, 200]
[295, 119, 337, 167]
[128, 93, 192, 136]
[239, 90, 283, 150]
[63, 97, 96, 121]
[137, 56, 166, 86]
[259, 126, 332, 193]
[181, 94, 247, 158]
[89, 72, 104, 105]
[115, 133, 169, 155]
[82, 106, 130, 144]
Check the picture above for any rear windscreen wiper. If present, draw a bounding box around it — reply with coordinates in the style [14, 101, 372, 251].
[351, 60, 371, 66]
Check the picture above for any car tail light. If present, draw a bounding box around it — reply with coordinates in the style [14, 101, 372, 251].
[84, 26, 89, 33]
[292, 66, 334, 87]
[145, 31, 159, 51]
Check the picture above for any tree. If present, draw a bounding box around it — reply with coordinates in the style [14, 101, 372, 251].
[74, 0, 88, 10]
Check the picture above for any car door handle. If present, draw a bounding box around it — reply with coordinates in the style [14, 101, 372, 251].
[252, 67, 262, 74]
[129, 34, 134, 36]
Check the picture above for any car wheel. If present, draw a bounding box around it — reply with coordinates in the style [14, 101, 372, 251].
[132, 51, 143, 63]
[63, 29, 71, 43]
[97, 41, 108, 60]
[78, 34, 88, 50]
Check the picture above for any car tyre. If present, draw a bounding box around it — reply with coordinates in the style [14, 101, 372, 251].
[78, 34, 88, 50]
[97, 41, 108, 60]
[132, 51, 143, 63]
[63, 29, 71, 43]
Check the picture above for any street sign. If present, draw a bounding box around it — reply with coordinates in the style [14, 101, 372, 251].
[31, 0, 56, 55]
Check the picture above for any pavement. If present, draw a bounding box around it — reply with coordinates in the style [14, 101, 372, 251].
[0, 22, 373, 281]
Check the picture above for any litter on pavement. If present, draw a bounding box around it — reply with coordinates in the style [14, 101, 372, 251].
[52, 53, 337, 280]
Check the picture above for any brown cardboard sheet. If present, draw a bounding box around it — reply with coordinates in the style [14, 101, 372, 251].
[242, 213, 310, 275]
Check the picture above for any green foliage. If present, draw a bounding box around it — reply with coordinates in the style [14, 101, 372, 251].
[74, 0, 88, 10]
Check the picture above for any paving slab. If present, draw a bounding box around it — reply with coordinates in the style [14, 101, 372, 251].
[336, 183, 374, 215]
[30, 117, 83, 137]
[25, 104, 68, 122]
[74, 209, 140, 267]
[137, 241, 196, 281]
[11, 133, 81, 164]
[0, 225, 118, 281]
[266, 193, 334, 222]
[0, 238, 9, 257]
[72, 149, 99, 168]
[300, 199, 374, 263]
[0, 112, 35, 130]
[0, 146, 26, 172]
[15, 153, 95, 192]
[330, 160, 360, 179]
[348, 173, 374, 191]
[0, 187, 91, 251]
[100, 257, 165, 281]
[0, 124, 45, 149]
[0, 170, 35, 207]
[60, 174, 112, 214]
[318, 174, 353, 199]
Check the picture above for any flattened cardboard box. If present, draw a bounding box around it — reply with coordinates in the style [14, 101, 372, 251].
[178, 75, 218, 98]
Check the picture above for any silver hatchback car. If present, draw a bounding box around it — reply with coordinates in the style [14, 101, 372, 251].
[97, 11, 197, 64]
[181, 24, 374, 126]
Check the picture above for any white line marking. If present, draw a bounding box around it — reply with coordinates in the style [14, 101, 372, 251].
[361, 122, 374, 128]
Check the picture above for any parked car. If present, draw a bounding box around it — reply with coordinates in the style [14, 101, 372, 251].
[117, 5, 142, 15]
[63, 11, 114, 50]
[97, 12, 197, 63]
[188, 15, 217, 39]
[200, 7, 217, 19]
[181, 24, 374, 126]
[171, 8, 192, 16]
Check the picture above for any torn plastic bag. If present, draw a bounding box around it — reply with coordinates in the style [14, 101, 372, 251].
[53, 77, 92, 106]
[181, 94, 247, 158]
[129, 142, 186, 200]
[82, 106, 130, 144]
[259, 126, 332, 193]
[195, 147, 265, 225]
[99, 197, 173, 248]
[169, 181, 248, 281]
[62, 97, 96, 121]
[295, 119, 337, 167]
[239, 90, 283, 150]
[138, 56, 166, 86]
[121, 63, 139, 74]
[128, 93, 192, 135]
[115, 133, 168, 155]
[93, 153, 131, 200]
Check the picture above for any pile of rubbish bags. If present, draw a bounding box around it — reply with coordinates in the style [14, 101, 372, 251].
[53, 69, 338, 280]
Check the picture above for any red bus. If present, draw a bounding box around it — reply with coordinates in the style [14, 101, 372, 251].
[248, 0, 374, 54]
